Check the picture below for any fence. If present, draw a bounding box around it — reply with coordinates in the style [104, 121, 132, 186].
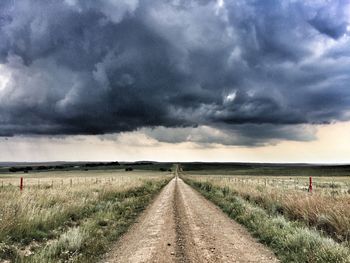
[216, 175, 350, 195]
[0, 176, 128, 191]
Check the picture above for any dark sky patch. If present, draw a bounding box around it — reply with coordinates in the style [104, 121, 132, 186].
[0, 0, 349, 145]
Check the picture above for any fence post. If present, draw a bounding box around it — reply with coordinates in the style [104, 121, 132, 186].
[20, 177, 24, 191]
[308, 176, 313, 193]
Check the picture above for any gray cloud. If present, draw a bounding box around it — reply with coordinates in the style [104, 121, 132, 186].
[0, 0, 349, 145]
[142, 124, 317, 147]
[308, 0, 349, 39]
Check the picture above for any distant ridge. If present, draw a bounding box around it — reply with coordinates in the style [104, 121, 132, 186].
[0, 161, 349, 167]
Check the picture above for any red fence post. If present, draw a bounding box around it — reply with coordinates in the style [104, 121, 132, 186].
[308, 176, 312, 193]
[20, 177, 24, 191]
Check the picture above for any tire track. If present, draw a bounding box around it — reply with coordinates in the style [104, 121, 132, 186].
[173, 178, 190, 263]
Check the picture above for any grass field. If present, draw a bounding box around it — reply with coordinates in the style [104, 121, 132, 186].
[0, 162, 173, 175]
[2, 162, 350, 262]
[181, 162, 350, 177]
[0, 168, 172, 263]
[181, 163, 350, 262]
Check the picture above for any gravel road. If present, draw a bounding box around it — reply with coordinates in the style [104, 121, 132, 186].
[103, 175, 278, 263]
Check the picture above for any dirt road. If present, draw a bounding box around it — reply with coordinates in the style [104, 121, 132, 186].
[103, 174, 279, 263]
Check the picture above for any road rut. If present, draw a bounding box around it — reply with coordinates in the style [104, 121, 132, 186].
[103, 176, 279, 263]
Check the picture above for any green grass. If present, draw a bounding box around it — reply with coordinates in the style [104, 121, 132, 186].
[184, 177, 350, 263]
[0, 162, 173, 175]
[181, 163, 350, 177]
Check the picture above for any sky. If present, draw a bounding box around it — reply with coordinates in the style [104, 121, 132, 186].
[0, 0, 350, 163]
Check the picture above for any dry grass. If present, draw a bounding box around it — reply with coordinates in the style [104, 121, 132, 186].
[183, 174, 350, 243]
[184, 176, 350, 263]
[0, 170, 172, 262]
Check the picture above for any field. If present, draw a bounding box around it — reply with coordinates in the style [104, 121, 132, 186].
[181, 163, 350, 262]
[1, 162, 350, 263]
[0, 167, 172, 263]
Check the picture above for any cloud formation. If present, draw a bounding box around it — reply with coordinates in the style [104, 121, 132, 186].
[0, 0, 350, 145]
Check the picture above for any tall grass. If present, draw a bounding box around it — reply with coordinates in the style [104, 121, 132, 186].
[184, 175, 350, 243]
[0, 172, 171, 262]
[184, 177, 350, 263]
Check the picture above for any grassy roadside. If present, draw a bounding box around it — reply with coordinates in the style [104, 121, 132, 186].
[182, 176, 350, 243]
[0, 177, 171, 263]
[183, 177, 350, 263]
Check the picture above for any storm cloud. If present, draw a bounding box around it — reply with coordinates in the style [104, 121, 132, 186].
[0, 0, 350, 145]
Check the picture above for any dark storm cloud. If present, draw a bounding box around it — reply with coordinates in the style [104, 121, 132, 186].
[0, 0, 350, 145]
[308, 0, 349, 39]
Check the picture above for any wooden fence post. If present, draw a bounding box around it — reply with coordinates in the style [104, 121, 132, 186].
[308, 176, 313, 193]
[20, 177, 24, 191]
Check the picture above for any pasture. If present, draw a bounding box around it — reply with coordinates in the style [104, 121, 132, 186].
[0, 167, 172, 263]
[181, 163, 350, 262]
[1, 162, 350, 262]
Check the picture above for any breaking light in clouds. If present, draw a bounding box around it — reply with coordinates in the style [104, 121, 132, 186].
[0, 64, 10, 92]
[0, 0, 350, 160]
[1, 121, 350, 163]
